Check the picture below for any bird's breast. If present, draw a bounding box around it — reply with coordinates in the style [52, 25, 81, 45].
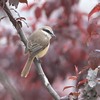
[36, 44, 50, 58]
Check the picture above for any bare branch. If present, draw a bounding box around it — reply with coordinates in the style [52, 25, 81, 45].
[34, 58, 60, 100]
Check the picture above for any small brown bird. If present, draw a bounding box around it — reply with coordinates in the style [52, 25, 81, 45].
[21, 26, 55, 77]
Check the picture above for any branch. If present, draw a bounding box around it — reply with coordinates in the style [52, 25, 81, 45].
[34, 58, 69, 100]
[2, 3, 27, 46]
[34, 58, 60, 100]
[0, 2, 69, 100]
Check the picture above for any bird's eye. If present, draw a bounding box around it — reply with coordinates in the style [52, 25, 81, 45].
[42, 28, 52, 35]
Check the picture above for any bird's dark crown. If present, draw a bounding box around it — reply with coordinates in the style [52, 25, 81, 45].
[42, 28, 53, 35]
[41, 26, 55, 37]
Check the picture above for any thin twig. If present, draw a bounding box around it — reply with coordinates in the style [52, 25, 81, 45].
[3, 4, 27, 46]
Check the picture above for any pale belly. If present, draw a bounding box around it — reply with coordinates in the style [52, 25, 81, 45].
[36, 44, 50, 58]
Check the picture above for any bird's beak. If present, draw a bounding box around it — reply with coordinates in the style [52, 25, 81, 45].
[52, 32, 56, 37]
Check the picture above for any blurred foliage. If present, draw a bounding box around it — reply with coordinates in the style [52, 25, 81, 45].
[0, 0, 100, 100]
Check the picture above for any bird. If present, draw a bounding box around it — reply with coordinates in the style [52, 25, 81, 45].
[21, 26, 55, 78]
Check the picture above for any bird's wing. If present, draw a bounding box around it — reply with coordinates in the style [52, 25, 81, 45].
[27, 35, 49, 58]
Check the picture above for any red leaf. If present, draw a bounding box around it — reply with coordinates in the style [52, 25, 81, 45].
[12, 35, 20, 43]
[63, 86, 75, 91]
[69, 92, 80, 97]
[19, 0, 28, 4]
[21, 3, 35, 11]
[31, 23, 36, 30]
[78, 66, 89, 75]
[77, 79, 88, 87]
[35, 7, 42, 19]
[69, 76, 77, 80]
[75, 65, 78, 76]
[87, 22, 97, 36]
[16, 17, 26, 21]
[88, 3, 100, 20]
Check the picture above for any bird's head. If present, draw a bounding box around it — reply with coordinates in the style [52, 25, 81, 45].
[40, 26, 55, 38]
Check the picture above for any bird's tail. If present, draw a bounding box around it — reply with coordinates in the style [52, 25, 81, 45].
[21, 56, 34, 78]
